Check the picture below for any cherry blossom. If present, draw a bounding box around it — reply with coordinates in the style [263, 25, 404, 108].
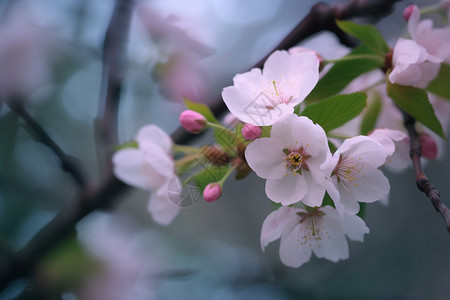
[368, 128, 410, 171]
[406, 5, 450, 63]
[113, 125, 181, 225]
[222, 50, 319, 126]
[322, 136, 390, 216]
[245, 114, 330, 206]
[261, 206, 369, 268]
[388, 38, 442, 88]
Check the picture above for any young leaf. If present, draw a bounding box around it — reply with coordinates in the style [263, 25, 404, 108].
[360, 93, 382, 135]
[387, 81, 445, 138]
[213, 127, 242, 156]
[194, 165, 229, 191]
[301, 92, 367, 132]
[427, 64, 450, 100]
[306, 45, 382, 102]
[337, 21, 389, 56]
[184, 97, 220, 124]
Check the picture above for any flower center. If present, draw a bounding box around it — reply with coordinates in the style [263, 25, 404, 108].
[333, 155, 365, 193]
[282, 144, 311, 176]
[297, 210, 329, 246]
[263, 80, 294, 110]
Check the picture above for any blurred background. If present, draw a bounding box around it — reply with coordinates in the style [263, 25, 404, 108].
[0, 0, 449, 299]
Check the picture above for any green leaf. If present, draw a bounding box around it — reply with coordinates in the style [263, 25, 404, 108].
[427, 64, 450, 100]
[194, 165, 229, 191]
[387, 81, 445, 138]
[301, 92, 367, 132]
[306, 45, 383, 102]
[184, 97, 219, 124]
[337, 21, 389, 56]
[360, 93, 382, 135]
[213, 124, 246, 156]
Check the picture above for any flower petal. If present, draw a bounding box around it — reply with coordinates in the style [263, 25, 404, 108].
[311, 212, 349, 262]
[245, 137, 286, 180]
[265, 174, 307, 206]
[279, 223, 312, 268]
[112, 148, 165, 190]
[260, 207, 299, 251]
[148, 180, 181, 226]
[136, 124, 172, 154]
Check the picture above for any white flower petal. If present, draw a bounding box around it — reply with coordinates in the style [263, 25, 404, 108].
[141, 143, 175, 179]
[265, 174, 307, 206]
[112, 148, 165, 190]
[311, 213, 349, 262]
[136, 124, 172, 154]
[340, 213, 370, 242]
[299, 171, 326, 207]
[279, 223, 312, 268]
[260, 207, 299, 251]
[148, 181, 181, 226]
[245, 138, 286, 180]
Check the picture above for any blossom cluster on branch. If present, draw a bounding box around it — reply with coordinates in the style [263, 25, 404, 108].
[112, 2, 450, 268]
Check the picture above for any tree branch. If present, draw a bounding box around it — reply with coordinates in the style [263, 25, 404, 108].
[0, 0, 402, 291]
[6, 101, 87, 187]
[403, 113, 450, 232]
[96, 0, 134, 172]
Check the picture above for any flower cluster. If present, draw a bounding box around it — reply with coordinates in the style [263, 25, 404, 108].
[110, 3, 450, 269]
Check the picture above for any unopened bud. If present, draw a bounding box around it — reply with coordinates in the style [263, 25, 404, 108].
[179, 110, 207, 134]
[403, 5, 415, 21]
[419, 133, 438, 160]
[203, 183, 222, 203]
[241, 123, 262, 141]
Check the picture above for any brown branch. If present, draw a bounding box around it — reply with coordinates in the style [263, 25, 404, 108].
[97, 0, 134, 172]
[0, 0, 402, 291]
[403, 113, 450, 232]
[6, 101, 87, 187]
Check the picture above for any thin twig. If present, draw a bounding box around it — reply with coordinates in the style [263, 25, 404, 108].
[403, 113, 450, 232]
[6, 101, 87, 187]
[0, 0, 401, 291]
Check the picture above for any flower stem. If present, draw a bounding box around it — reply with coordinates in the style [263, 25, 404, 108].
[218, 164, 238, 186]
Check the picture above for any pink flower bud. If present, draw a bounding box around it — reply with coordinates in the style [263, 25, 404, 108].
[419, 133, 438, 160]
[203, 183, 222, 203]
[403, 5, 415, 21]
[241, 123, 262, 141]
[179, 110, 207, 134]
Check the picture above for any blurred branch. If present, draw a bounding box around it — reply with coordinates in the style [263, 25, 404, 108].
[6, 101, 87, 187]
[0, 0, 401, 292]
[403, 113, 450, 232]
[96, 0, 134, 172]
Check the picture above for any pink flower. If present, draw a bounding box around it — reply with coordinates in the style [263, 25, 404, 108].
[179, 110, 207, 134]
[261, 206, 369, 268]
[203, 183, 222, 202]
[112, 125, 181, 225]
[389, 38, 442, 88]
[369, 128, 410, 171]
[407, 5, 450, 63]
[241, 123, 262, 141]
[222, 50, 319, 126]
[322, 136, 390, 216]
[245, 114, 330, 207]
